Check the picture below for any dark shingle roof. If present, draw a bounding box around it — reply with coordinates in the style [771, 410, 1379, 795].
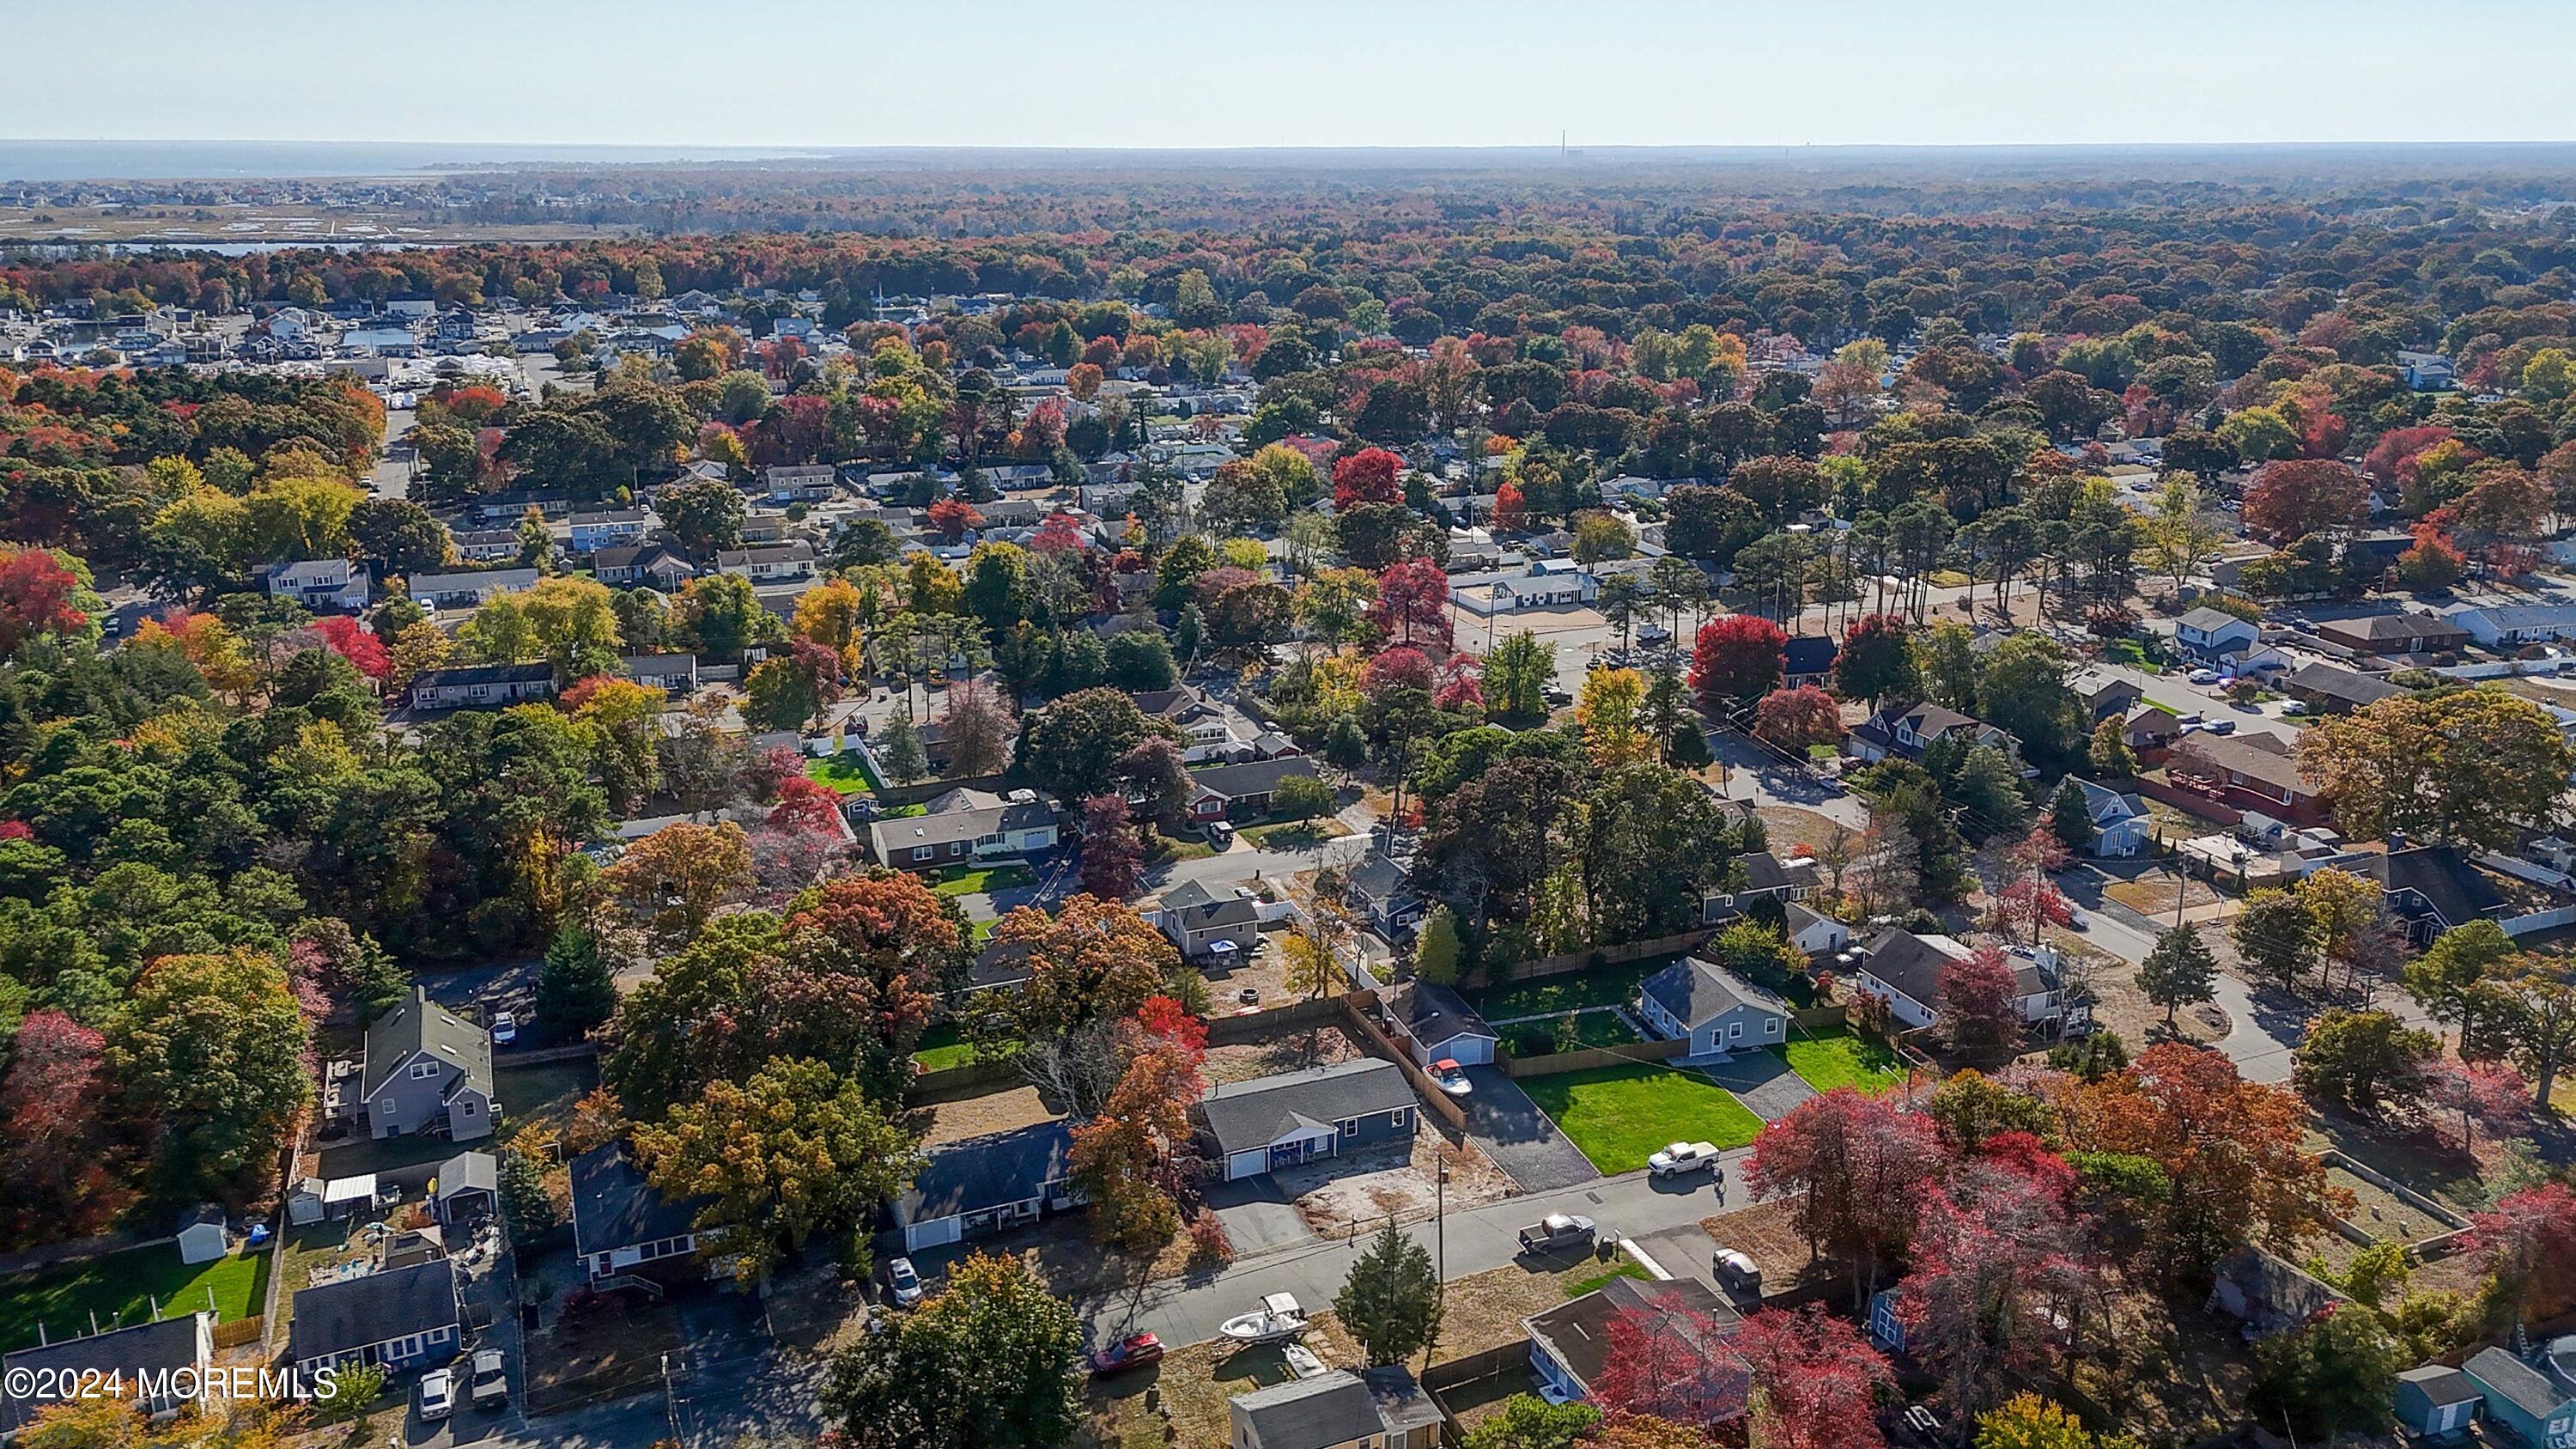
[1736, 851, 1820, 894]
[1229, 1371, 1386, 1448]
[3, 1314, 210, 1430]
[896, 1122, 1072, 1225]
[569, 1142, 706, 1258]
[361, 988, 492, 1100]
[1640, 957, 1789, 1032]
[2322, 846, 2508, 929]
[2286, 661, 2403, 707]
[1197, 1060, 1415, 1158]
[1855, 929, 1976, 1010]
[411, 662, 556, 690]
[1783, 636, 1838, 676]
[287, 1260, 458, 1363]
[1390, 982, 1492, 1049]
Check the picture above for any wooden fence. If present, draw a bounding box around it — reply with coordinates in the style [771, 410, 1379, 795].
[1339, 993, 1471, 1135]
[1206, 994, 1348, 1045]
[1498, 1035, 1691, 1079]
[1460, 929, 1716, 991]
[212, 1317, 264, 1350]
[902, 1056, 1024, 1105]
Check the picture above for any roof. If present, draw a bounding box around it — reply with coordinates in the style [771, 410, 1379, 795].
[2316, 612, 2466, 646]
[2172, 730, 2310, 795]
[2179, 606, 2256, 634]
[1362, 1366, 1444, 1438]
[1736, 850, 1821, 894]
[1347, 851, 1417, 907]
[715, 542, 816, 565]
[2319, 846, 2508, 928]
[361, 988, 492, 1101]
[1855, 929, 1976, 1008]
[1524, 1275, 1741, 1396]
[569, 1142, 706, 1257]
[2072, 778, 2148, 823]
[2397, 1365, 2482, 1409]
[436, 1152, 497, 1199]
[1641, 957, 1789, 1031]
[1157, 879, 1261, 929]
[2286, 661, 2402, 707]
[412, 662, 555, 690]
[1389, 981, 1493, 1048]
[3, 1313, 210, 1431]
[1229, 1371, 1387, 1449]
[1198, 1059, 1416, 1158]
[2068, 666, 2139, 702]
[2208, 1245, 2343, 1326]
[1188, 755, 1321, 801]
[288, 1260, 459, 1363]
[410, 567, 540, 595]
[2466, 1347, 2576, 1417]
[1783, 635, 1838, 676]
[896, 1122, 1073, 1225]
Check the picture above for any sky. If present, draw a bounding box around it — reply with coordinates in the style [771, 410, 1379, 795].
[7, 0, 2573, 152]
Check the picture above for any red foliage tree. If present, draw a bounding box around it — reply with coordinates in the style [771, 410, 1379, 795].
[0, 1010, 124, 1244]
[1744, 1088, 1948, 1308]
[310, 613, 392, 681]
[1359, 645, 1437, 701]
[1431, 653, 1484, 713]
[1586, 1288, 1753, 1428]
[2242, 460, 2368, 545]
[1755, 685, 1842, 751]
[1938, 946, 2023, 1052]
[1691, 614, 1789, 713]
[767, 774, 844, 834]
[927, 497, 985, 541]
[2427, 1059, 2529, 1154]
[1728, 1305, 1896, 1449]
[2464, 1183, 2576, 1322]
[2362, 425, 2452, 487]
[1898, 1153, 2091, 1419]
[0, 547, 86, 656]
[1490, 481, 1528, 532]
[1370, 557, 1455, 651]
[1079, 792, 1145, 900]
[1331, 447, 1404, 509]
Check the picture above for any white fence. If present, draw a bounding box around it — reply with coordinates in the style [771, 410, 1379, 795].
[2502, 904, 2576, 938]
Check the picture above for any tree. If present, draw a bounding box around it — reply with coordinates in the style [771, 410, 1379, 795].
[821, 1251, 1084, 1449]
[1414, 905, 1463, 985]
[1976, 1394, 2141, 1449]
[876, 707, 930, 785]
[498, 1137, 558, 1240]
[2464, 1184, 2576, 1325]
[535, 919, 617, 1035]
[2426, 1058, 2528, 1154]
[1335, 1220, 1443, 1364]
[1102, 630, 1177, 691]
[743, 639, 845, 734]
[602, 819, 755, 946]
[1941, 946, 2023, 1053]
[1078, 793, 1145, 900]
[941, 685, 1015, 779]
[1483, 631, 1556, 723]
[2249, 1305, 2405, 1442]
[1371, 557, 1455, 651]
[636, 1056, 919, 1282]
[2086, 718, 2136, 778]
[2138, 926, 2218, 1028]
[1273, 773, 1337, 821]
[1070, 1001, 1206, 1251]
[1461, 1397, 1602, 1449]
[1744, 1089, 1947, 1309]
[1000, 893, 1178, 1038]
[2232, 888, 2320, 992]
[1018, 687, 1166, 801]
[2293, 1008, 2437, 1115]
[657, 476, 748, 556]
[1586, 1288, 1753, 1428]
[106, 951, 312, 1199]
[1756, 685, 1842, 752]
[2242, 460, 2368, 545]
[1577, 667, 1656, 768]
[2298, 689, 2576, 853]
[0, 1011, 120, 1244]
[1331, 447, 1404, 509]
[1729, 1305, 1897, 1449]
[2142, 478, 2224, 599]
[2494, 955, 2576, 1107]
[2045, 779, 2093, 852]
[1690, 614, 1788, 712]
[1899, 1153, 2089, 1422]
[1833, 613, 1914, 705]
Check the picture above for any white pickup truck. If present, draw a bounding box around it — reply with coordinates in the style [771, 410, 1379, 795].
[1647, 1141, 1722, 1178]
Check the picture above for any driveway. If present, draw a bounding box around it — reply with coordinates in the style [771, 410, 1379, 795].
[1695, 1050, 1818, 1122]
[1202, 1178, 1316, 1255]
[1459, 1066, 1600, 1192]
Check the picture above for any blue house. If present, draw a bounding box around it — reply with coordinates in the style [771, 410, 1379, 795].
[286, 1259, 461, 1379]
[1524, 1275, 1745, 1416]
[1197, 1060, 1419, 1182]
[2392, 1364, 2482, 1441]
[2463, 1344, 2576, 1448]
[891, 1122, 1079, 1253]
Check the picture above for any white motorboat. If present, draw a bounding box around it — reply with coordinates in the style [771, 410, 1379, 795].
[1218, 1292, 1309, 1344]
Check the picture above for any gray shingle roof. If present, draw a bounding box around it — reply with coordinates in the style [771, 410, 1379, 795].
[2466, 1346, 2576, 1418]
[1523, 1275, 1742, 1397]
[1640, 957, 1789, 1032]
[1197, 1060, 1415, 1158]
[1188, 756, 1321, 801]
[1230, 1371, 1385, 1448]
[896, 1123, 1072, 1226]
[569, 1142, 706, 1258]
[287, 1260, 458, 1364]
[1855, 929, 1976, 1009]
[3, 1314, 210, 1430]
[361, 988, 493, 1101]
[1390, 982, 1492, 1050]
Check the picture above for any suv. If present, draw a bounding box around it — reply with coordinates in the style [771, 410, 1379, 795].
[470, 1349, 507, 1409]
[416, 1368, 458, 1422]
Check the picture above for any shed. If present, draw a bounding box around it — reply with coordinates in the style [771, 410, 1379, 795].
[2392, 1363, 2482, 1440]
[175, 1205, 229, 1265]
[434, 1152, 499, 1226]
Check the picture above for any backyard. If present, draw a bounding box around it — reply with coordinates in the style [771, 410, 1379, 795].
[1467, 957, 1676, 1022]
[1519, 1062, 1766, 1172]
[0, 1244, 269, 1354]
[1498, 1009, 1641, 1056]
[911, 1020, 1023, 1072]
[1781, 1026, 1907, 1095]
[804, 753, 883, 795]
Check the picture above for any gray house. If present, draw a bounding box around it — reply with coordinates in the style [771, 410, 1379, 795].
[1152, 879, 1262, 962]
[287, 1259, 462, 1378]
[890, 1122, 1079, 1253]
[1199, 1060, 1419, 1182]
[1634, 956, 1789, 1060]
[3, 1312, 214, 1433]
[409, 662, 557, 712]
[1700, 850, 1820, 925]
[570, 1142, 708, 1284]
[1228, 1367, 1443, 1449]
[337, 988, 495, 1142]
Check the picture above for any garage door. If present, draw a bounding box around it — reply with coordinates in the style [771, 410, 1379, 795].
[905, 1215, 963, 1252]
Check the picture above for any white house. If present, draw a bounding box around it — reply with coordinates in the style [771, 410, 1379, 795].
[1850, 930, 2061, 1031]
[175, 1204, 229, 1264]
[2175, 606, 2261, 661]
[714, 541, 817, 582]
[266, 558, 370, 612]
[2441, 601, 2576, 649]
[568, 508, 652, 553]
[1783, 901, 1850, 956]
[1633, 956, 1789, 1061]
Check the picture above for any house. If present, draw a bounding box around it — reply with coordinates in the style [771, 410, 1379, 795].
[2169, 731, 2327, 821]
[175, 1204, 229, 1264]
[450, 527, 521, 563]
[1227, 1367, 1443, 1449]
[2392, 1364, 2484, 1442]
[409, 662, 558, 712]
[2282, 661, 2403, 715]
[2205, 1245, 2342, 1339]
[2313, 845, 2509, 945]
[1783, 901, 1850, 955]
[1381, 980, 1498, 1068]
[2462, 1344, 2576, 1449]
[1524, 1276, 1746, 1418]
[890, 1122, 1078, 1253]
[336, 988, 495, 1142]
[621, 652, 700, 695]
[568, 508, 652, 553]
[1634, 956, 1789, 1060]
[866, 787, 1058, 871]
[762, 464, 840, 502]
[2123, 702, 2184, 752]
[2175, 606, 2260, 662]
[1197, 1060, 1419, 1182]
[2397, 350, 2457, 392]
[1346, 851, 1425, 940]
[266, 558, 369, 612]
[1844, 702, 2014, 764]
[593, 542, 695, 588]
[569, 1142, 707, 1283]
[1850, 929, 2060, 1031]
[714, 541, 816, 582]
[1186, 756, 1323, 822]
[2069, 667, 2143, 721]
[1151, 879, 1263, 963]
[1130, 686, 1249, 764]
[2441, 601, 2576, 649]
[288, 1261, 460, 1379]
[407, 567, 541, 608]
[2312, 612, 2469, 657]
[433, 1152, 498, 1227]
[2, 1312, 215, 1434]
[2069, 779, 2152, 857]
[1700, 850, 1820, 924]
[1783, 635, 1838, 689]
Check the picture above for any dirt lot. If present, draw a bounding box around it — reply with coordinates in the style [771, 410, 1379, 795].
[2103, 867, 2226, 916]
[908, 1084, 1060, 1150]
[1195, 932, 1302, 1014]
[1282, 1120, 1517, 1236]
[1203, 1022, 1366, 1086]
[1697, 1197, 1837, 1294]
[1755, 806, 1853, 858]
[2065, 1283, 2261, 1446]
[2046, 924, 2231, 1049]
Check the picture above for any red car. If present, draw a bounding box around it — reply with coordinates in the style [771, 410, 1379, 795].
[1090, 1332, 1165, 1376]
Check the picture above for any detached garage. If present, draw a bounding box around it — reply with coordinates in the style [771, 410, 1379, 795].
[1382, 982, 1497, 1068]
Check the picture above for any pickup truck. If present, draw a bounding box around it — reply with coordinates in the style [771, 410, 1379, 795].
[1517, 1213, 1597, 1255]
[1647, 1141, 1721, 1178]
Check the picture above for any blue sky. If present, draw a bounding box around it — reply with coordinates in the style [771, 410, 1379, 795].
[8, 0, 2571, 149]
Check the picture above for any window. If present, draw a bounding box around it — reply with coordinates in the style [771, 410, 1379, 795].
[1392, 1108, 1409, 1128]
[461, 1099, 477, 1115]
[912, 846, 934, 862]
[410, 1062, 440, 1079]
[1727, 1021, 1742, 1039]
[1765, 1019, 1780, 1035]
[1341, 1118, 1358, 1138]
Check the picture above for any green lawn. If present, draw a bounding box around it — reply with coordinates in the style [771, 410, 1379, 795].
[1565, 1261, 1653, 1298]
[805, 754, 884, 795]
[1470, 957, 1679, 1021]
[0, 1245, 270, 1353]
[931, 864, 1035, 898]
[495, 1058, 599, 1142]
[1238, 819, 1350, 849]
[912, 1021, 1019, 1071]
[1518, 1063, 1765, 1173]
[1782, 1026, 1908, 1095]
[1502, 1010, 1641, 1056]
[1146, 831, 1220, 863]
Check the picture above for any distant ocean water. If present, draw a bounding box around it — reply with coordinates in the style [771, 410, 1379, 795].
[0, 139, 825, 182]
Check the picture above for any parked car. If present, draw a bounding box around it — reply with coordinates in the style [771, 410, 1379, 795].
[469, 1349, 507, 1408]
[417, 1368, 458, 1422]
[1637, 623, 1672, 645]
[490, 1010, 518, 1045]
[2204, 719, 2236, 735]
[2281, 699, 2309, 715]
[1542, 685, 1573, 708]
[1206, 820, 1234, 849]
[1430, 1058, 1473, 1096]
[2187, 668, 2220, 685]
[1518, 1213, 1597, 1255]
[1647, 1141, 1721, 1178]
[1090, 1332, 1165, 1376]
[887, 1257, 924, 1307]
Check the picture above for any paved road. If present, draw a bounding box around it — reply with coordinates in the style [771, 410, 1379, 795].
[1457, 1066, 1601, 1192]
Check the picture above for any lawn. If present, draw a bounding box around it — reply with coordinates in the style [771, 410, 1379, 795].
[495, 1059, 598, 1142]
[1145, 831, 1219, 863]
[930, 864, 1035, 898]
[1501, 1010, 1641, 1056]
[1469, 957, 1677, 1021]
[805, 753, 884, 795]
[1238, 818, 1352, 849]
[1564, 1261, 1653, 1298]
[1782, 1026, 1906, 1094]
[1518, 1063, 1765, 1173]
[0, 1245, 270, 1354]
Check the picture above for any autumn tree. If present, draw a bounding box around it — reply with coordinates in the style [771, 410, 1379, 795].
[2242, 460, 2367, 545]
[1941, 946, 2025, 1054]
[1690, 613, 1789, 712]
[1755, 685, 1842, 752]
[0, 1011, 123, 1244]
[821, 1251, 1084, 1449]
[603, 819, 755, 945]
[1371, 557, 1455, 651]
[1744, 1088, 1947, 1309]
[1587, 1288, 1753, 1428]
[1976, 1393, 2140, 1449]
[2464, 1183, 2576, 1326]
[1899, 1151, 2090, 1422]
[1577, 666, 1656, 768]
[1069, 999, 1207, 1252]
[106, 951, 313, 1200]
[1833, 612, 1914, 705]
[1729, 1305, 1896, 1449]
[1000, 893, 1177, 1037]
[2298, 689, 2576, 853]
[1331, 447, 1404, 509]
[1077, 793, 1145, 900]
